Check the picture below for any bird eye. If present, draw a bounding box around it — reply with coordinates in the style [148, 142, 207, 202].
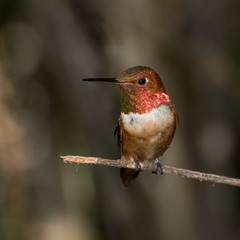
[138, 78, 147, 85]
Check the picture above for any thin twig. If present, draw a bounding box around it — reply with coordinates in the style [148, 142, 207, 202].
[61, 155, 240, 187]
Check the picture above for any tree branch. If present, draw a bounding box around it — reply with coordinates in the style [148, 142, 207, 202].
[61, 155, 240, 187]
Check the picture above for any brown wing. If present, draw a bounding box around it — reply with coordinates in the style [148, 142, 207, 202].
[117, 117, 140, 187]
[114, 119, 122, 155]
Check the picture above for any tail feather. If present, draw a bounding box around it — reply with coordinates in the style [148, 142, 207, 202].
[120, 168, 140, 187]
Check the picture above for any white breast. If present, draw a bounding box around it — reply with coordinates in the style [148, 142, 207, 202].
[121, 104, 174, 136]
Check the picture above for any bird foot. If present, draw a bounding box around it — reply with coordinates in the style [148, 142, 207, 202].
[152, 159, 163, 175]
[134, 159, 141, 172]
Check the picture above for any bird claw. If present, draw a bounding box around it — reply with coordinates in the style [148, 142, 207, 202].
[152, 159, 163, 175]
[134, 159, 141, 172]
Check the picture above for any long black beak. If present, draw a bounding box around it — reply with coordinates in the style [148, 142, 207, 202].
[82, 78, 119, 83]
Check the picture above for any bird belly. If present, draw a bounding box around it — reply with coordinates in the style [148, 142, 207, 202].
[120, 104, 176, 162]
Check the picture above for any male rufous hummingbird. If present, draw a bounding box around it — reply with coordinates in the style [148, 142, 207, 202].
[83, 66, 177, 187]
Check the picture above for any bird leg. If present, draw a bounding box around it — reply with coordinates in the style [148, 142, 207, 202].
[134, 158, 141, 172]
[152, 159, 163, 175]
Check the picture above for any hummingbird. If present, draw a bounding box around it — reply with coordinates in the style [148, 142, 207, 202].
[83, 66, 177, 187]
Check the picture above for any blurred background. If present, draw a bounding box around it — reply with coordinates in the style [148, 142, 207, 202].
[0, 0, 240, 240]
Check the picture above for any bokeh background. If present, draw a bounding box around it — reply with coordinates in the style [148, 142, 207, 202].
[0, 1, 240, 240]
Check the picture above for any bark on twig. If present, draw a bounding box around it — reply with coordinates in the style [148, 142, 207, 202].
[61, 155, 240, 187]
